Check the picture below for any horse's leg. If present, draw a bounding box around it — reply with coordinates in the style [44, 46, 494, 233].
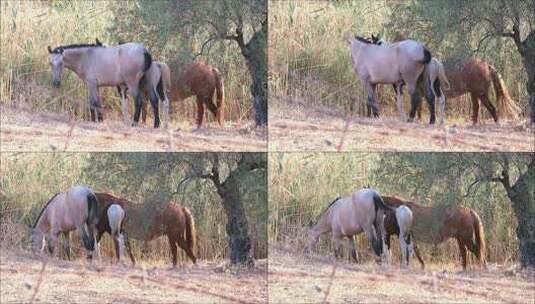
[195, 96, 205, 128]
[407, 81, 421, 123]
[177, 237, 197, 264]
[88, 84, 103, 122]
[332, 231, 342, 259]
[204, 95, 218, 118]
[479, 94, 498, 123]
[118, 86, 131, 125]
[457, 238, 468, 270]
[62, 231, 71, 260]
[348, 236, 358, 263]
[385, 234, 392, 263]
[365, 83, 379, 117]
[167, 235, 178, 268]
[128, 85, 143, 126]
[76, 227, 93, 261]
[124, 233, 136, 266]
[470, 93, 480, 125]
[413, 242, 425, 269]
[395, 83, 406, 121]
[148, 87, 160, 128]
[422, 77, 436, 124]
[162, 93, 170, 130]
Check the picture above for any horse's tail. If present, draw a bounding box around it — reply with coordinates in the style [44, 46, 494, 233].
[470, 209, 487, 267]
[371, 192, 394, 256]
[183, 207, 197, 259]
[158, 63, 171, 98]
[421, 47, 432, 64]
[488, 63, 521, 120]
[436, 59, 450, 90]
[143, 50, 153, 73]
[82, 192, 99, 251]
[213, 67, 225, 126]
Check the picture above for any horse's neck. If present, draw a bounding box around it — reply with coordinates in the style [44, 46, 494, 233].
[34, 209, 51, 233]
[63, 49, 87, 77]
[314, 212, 332, 234]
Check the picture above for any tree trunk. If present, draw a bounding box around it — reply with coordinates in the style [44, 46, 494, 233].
[242, 20, 268, 126]
[504, 158, 535, 268]
[214, 159, 256, 265]
[517, 31, 535, 124]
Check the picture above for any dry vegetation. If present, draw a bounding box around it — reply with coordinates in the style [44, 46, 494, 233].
[0, 1, 265, 152]
[0, 249, 267, 304]
[268, 246, 534, 304]
[269, 96, 534, 152]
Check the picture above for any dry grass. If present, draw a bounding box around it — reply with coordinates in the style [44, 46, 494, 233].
[269, 96, 534, 152]
[268, 246, 534, 304]
[0, 249, 267, 304]
[0, 105, 266, 152]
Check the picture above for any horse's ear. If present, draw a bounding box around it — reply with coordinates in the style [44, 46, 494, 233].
[47, 46, 53, 54]
[96, 38, 102, 46]
[372, 34, 376, 40]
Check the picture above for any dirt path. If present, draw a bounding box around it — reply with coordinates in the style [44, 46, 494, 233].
[269, 247, 534, 304]
[269, 97, 534, 152]
[0, 106, 266, 152]
[0, 250, 267, 303]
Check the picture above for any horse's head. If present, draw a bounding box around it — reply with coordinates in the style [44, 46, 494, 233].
[47, 46, 64, 87]
[30, 227, 44, 253]
[305, 221, 320, 254]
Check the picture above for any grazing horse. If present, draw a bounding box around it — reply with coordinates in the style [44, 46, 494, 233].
[94, 193, 197, 267]
[167, 61, 225, 128]
[382, 196, 487, 270]
[395, 205, 414, 267]
[31, 186, 99, 261]
[370, 35, 450, 124]
[442, 58, 520, 124]
[47, 40, 157, 127]
[306, 188, 394, 262]
[347, 35, 435, 123]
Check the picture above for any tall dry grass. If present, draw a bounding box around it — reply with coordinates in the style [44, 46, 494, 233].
[268, 1, 529, 122]
[268, 153, 519, 265]
[0, 0, 253, 127]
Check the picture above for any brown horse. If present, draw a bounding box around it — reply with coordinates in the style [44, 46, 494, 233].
[94, 193, 197, 267]
[166, 61, 225, 128]
[442, 58, 521, 124]
[383, 196, 487, 270]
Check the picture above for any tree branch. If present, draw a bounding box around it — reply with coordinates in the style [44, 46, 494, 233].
[193, 36, 217, 60]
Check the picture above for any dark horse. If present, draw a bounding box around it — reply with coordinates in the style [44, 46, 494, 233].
[95, 193, 197, 267]
[383, 196, 487, 270]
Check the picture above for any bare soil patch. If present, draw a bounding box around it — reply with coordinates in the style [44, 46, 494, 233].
[0, 249, 267, 303]
[268, 246, 534, 304]
[269, 97, 534, 152]
[0, 105, 266, 152]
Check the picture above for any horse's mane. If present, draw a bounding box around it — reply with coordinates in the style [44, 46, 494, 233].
[51, 43, 104, 54]
[354, 36, 373, 44]
[33, 192, 61, 228]
[312, 196, 341, 225]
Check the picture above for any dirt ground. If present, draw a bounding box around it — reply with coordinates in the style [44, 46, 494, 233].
[0, 249, 267, 304]
[268, 246, 534, 304]
[269, 97, 534, 152]
[0, 105, 266, 152]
